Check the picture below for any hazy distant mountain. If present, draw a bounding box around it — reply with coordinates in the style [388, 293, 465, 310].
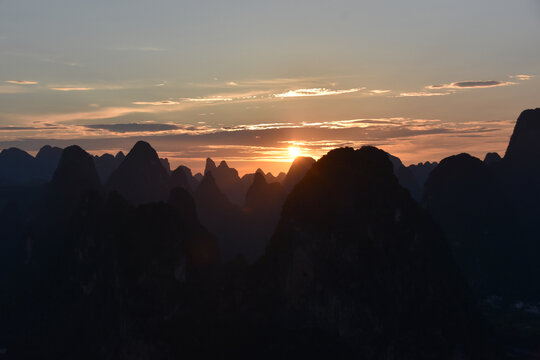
[387, 153, 422, 201]
[106, 141, 170, 205]
[241, 172, 287, 260]
[203, 158, 247, 204]
[0, 148, 37, 185]
[194, 172, 245, 261]
[483, 152, 501, 165]
[172, 165, 200, 192]
[170, 166, 193, 193]
[261, 146, 496, 358]
[35, 145, 63, 180]
[93, 152, 124, 183]
[282, 156, 315, 192]
[408, 160, 437, 187]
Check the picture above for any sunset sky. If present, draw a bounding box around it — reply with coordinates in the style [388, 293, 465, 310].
[1, 0, 539, 174]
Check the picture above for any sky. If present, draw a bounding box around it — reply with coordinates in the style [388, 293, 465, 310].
[1, 0, 539, 174]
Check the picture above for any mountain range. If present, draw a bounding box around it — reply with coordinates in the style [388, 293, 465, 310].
[1, 108, 540, 359]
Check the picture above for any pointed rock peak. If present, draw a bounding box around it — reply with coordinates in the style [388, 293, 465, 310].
[205, 157, 216, 173]
[253, 171, 267, 185]
[255, 168, 265, 175]
[36, 145, 62, 158]
[51, 145, 100, 190]
[115, 151, 125, 160]
[483, 152, 501, 165]
[504, 108, 540, 163]
[0, 147, 33, 159]
[129, 141, 158, 159]
[218, 160, 229, 168]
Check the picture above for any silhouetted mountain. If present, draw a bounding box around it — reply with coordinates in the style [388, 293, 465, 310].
[194, 173, 244, 261]
[504, 108, 540, 166]
[423, 153, 525, 298]
[0, 147, 37, 185]
[106, 141, 170, 205]
[261, 147, 497, 359]
[408, 160, 437, 187]
[483, 152, 501, 165]
[172, 165, 200, 192]
[282, 156, 315, 192]
[93, 152, 124, 183]
[35, 145, 63, 180]
[203, 158, 246, 204]
[241, 172, 287, 260]
[50, 145, 101, 213]
[160, 158, 171, 173]
[170, 166, 193, 193]
[388, 153, 422, 201]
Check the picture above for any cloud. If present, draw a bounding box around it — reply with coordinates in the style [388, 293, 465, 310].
[5, 80, 38, 85]
[397, 91, 453, 97]
[82, 123, 181, 133]
[227, 82, 239, 86]
[50, 87, 94, 91]
[132, 100, 180, 105]
[370, 89, 391, 94]
[510, 74, 533, 81]
[274, 87, 364, 98]
[181, 97, 233, 102]
[426, 80, 514, 89]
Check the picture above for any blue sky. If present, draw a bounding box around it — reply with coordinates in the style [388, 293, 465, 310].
[1, 0, 539, 173]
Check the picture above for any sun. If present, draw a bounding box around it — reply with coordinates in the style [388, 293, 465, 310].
[288, 146, 301, 159]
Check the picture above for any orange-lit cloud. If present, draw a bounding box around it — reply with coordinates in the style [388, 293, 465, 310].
[274, 87, 364, 98]
[510, 74, 533, 81]
[5, 80, 38, 85]
[50, 87, 94, 91]
[397, 91, 453, 97]
[426, 80, 515, 89]
[132, 100, 180, 105]
[370, 89, 391, 94]
[181, 97, 233, 102]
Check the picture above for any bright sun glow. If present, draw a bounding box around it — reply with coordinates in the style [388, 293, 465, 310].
[288, 146, 301, 158]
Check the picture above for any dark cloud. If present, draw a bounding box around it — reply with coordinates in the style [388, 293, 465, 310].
[451, 80, 505, 88]
[83, 123, 180, 133]
[426, 80, 513, 90]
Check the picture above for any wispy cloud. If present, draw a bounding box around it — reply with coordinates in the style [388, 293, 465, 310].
[5, 80, 38, 85]
[181, 97, 233, 102]
[83, 123, 182, 133]
[370, 89, 391, 94]
[50, 87, 94, 91]
[132, 100, 180, 105]
[426, 80, 514, 89]
[510, 74, 533, 81]
[397, 91, 453, 97]
[274, 87, 364, 98]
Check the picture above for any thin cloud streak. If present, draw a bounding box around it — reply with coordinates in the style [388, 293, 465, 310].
[5, 80, 38, 85]
[274, 87, 364, 98]
[133, 100, 180, 105]
[50, 87, 94, 91]
[510, 74, 533, 80]
[426, 80, 515, 89]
